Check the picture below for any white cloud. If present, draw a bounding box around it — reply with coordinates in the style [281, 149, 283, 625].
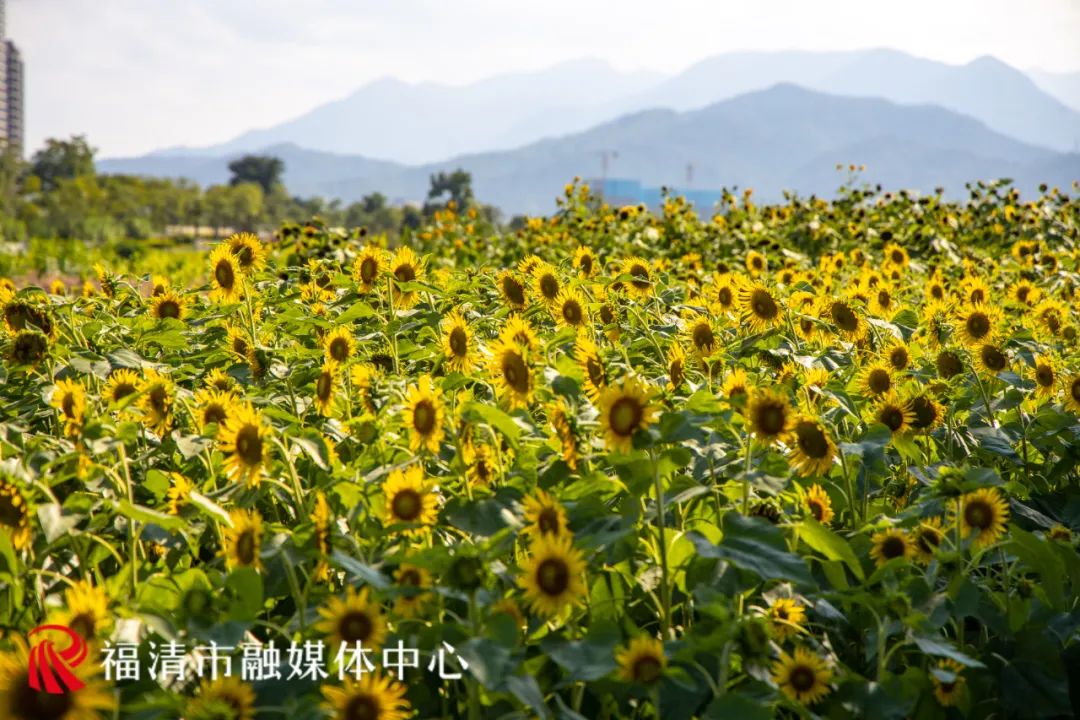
[8, 0, 1080, 157]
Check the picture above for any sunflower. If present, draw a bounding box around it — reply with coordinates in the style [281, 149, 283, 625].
[553, 287, 588, 329]
[1065, 374, 1080, 414]
[140, 368, 175, 436]
[316, 585, 387, 650]
[313, 362, 338, 417]
[226, 232, 267, 274]
[954, 304, 998, 347]
[352, 245, 386, 293]
[323, 326, 356, 365]
[745, 250, 768, 277]
[575, 333, 607, 403]
[9, 330, 50, 366]
[209, 244, 244, 303]
[738, 283, 783, 333]
[666, 343, 687, 390]
[713, 274, 740, 314]
[883, 242, 910, 268]
[682, 311, 717, 359]
[805, 484, 834, 524]
[518, 533, 587, 617]
[441, 308, 475, 373]
[1030, 355, 1056, 399]
[186, 676, 256, 720]
[935, 349, 965, 379]
[2, 297, 53, 336]
[50, 378, 86, 437]
[351, 364, 378, 415]
[321, 673, 411, 720]
[191, 387, 233, 432]
[523, 489, 570, 540]
[909, 392, 944, 432]
[533, 263, 561, 304]
[931, 659, 966, 707]
[721, 367, 751, 406]
[767, 597, 807, 641]
[218, 403, 271, 487]
[869, 285, 897, 317]
[883, 341, 911, 372]
[597, 375, 657, 454]
[490, 337, 533, 409]
[821, 298, 865, 341]
[858, 361, 894, 397]
[873, 393, 915, 435]
[973, 341, 1009, 376]
[573, 246, 598, 278]
[204, 367, 237, 394]
[496, 270, 527, 309]
[403, 375, 445, 453]
[912, 517, 946, 564]
[615, 636, 666, 685]
[956, 487, 1009, 550]
[382, 465, 438, 535]
[101, 368, 140, 410]
[463, 442, 500, 487]
[0, 634, 114, 720]
[226, 324, 252, 360]
[1031, 298, 1067, 339]
[392, 564, 433, 619]
[500, 314, 540, 353]
[222, 508, 263, 570]
[389, 246, 424, 309]
[620, 256, 654, 299]
[747, 388, 793, 445]
[772, 647, 833, 705]
[870, 527, 913, 566]
[548, 399, 579, 470]
[0, 477, 32, 550]
[1010, 279, 1040, 307]
[788, 416, 836, 477]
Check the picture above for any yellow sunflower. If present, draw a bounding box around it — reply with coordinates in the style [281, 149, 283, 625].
[51, 378, 86, 437]
[316, 585, 387, 650]
[615, 636, 666, 685]
[0, 634, 114, 720]
[666, 342, 687, 390]
[872, 393, 915, 436]
[883, 341, 911, 372]
[217, 403, 271, 487]
[382, 465, 438, 535]
[747, 388, 793, 445]
[973, 341, 1009, 377]
[149, 289, 188, 322]
[767, 597, 807, 641]
[533, 263, 561, 304]
[870, 527, 913, 566]
[324, 326, 357, 365]
[226, 232, 267, 274]
[101, 368, 140, 409]
[403, 375, 445, 453]
[222, 508, 263, 570]
[352, 245, 386, 293]
[954, 304, 999, 347]
[682, 311, 718, 359]
[772, 647, 833, 705]
[857, 360, 894, 397]
[553, 287, 588, 329]
[821, 297, 866, 341]
[518, 533, 587, 617]
[1065, 374, 1080, 414]
[313, 362, 338, 417]
[805, 484, 834, 525]
[1030, 355, 1056, 399]
[489, 337, 533, 409]
[0, 477, 32, 550]
[745, 250, 768, 277]
[548, 399, 580, 470]
[393, 563, 433, 619]
[573, 246, 598, 278]
[496, 270, 527, 309]
[193, 387, 236, 432]
[389, 246, 424, 309]
[909, 392, 945, 432]
[140, 368, 175, 437]
[441, 308, 475, 374]
[788, 416, 836, 477]
[208, 244, 244, 303]
[620, 256, 654, 299]
[523, 489, 570, 540]
[931, 659, 966, 707]
[499, 314, 540, 353]
[321, 673, 410, 720]
[575, 333, 607, 403]
[721, 367, 751, 406]
[955, 487, 1009, 550]
[912, 517, 946, 564]
[738, 283, 783, 333]
[597, 375, 658, 454]
[52, 580, 111, 644]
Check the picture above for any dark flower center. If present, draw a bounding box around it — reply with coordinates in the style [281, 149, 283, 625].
[12, 671, 74, 720]
[562, 300, 583, 326]
[879, 406, 904, 431]
[628, 264, 650, 290]
[392, 489, 422, 522]
[633, 656, 663, 684]
[966, 312, 990, 339]
[964, 500, 993, 530]
[980, 345, 1007, 372]
[235, 530, 257, 565]
[215, 260, 236, 290]
[789, 665, 817, 693]
[537, 508, 561, 535]
[881, 535, 907, 559]
[750, 289, 779, 320]
[501, 351, 530, 393]
[412, 400, 436, 434]
[339, 610, 374, 643]
[344, 694, 379, 720]
[316, 371, 334, 402]
[536, 558, 570, 595]
[753, 401, 787, 436]
[795, 421, 830, 459]
[539, 274, 559, 300]
[449, 327, 468, 357]
[329, 337, 351, 362]
[502, 277, 525, 305]
[692, 323, 714, 352]
[831, 302, 858, 332]
[609, 397, 643, 437]
[360, 257, 378, 284]
[867, 369, 891, 394]
[235, 425, 264, 466]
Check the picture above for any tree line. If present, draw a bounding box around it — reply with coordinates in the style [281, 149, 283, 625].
[0, 136, 497, 243]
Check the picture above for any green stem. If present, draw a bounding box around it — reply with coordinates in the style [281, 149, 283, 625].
[651, 450, 672, 640]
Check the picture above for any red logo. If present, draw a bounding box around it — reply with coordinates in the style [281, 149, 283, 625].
[27, 625, 88, 694]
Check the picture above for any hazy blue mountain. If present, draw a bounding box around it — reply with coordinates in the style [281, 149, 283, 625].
[1028, 69, 1080, 116]
[152, 59, 662, 164]
[102, 85, 1078, 216]
[132, 50, 1080, 165]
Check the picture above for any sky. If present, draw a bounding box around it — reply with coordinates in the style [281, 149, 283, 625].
[10, 0, 1080, 158]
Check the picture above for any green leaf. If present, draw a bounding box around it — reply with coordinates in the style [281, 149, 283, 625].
[114, 500, 185, 532]
[704, 693, 773, 720]
[335, 301, 377, 324]
[690, 513, 814, 588]
[1008, 526, 1064, 610]
[188, 491, 232, 526]
[330, 550, 389, 590]
[798, 517, 864, 581]
[463, 401, 522, 449]
[225, 567, 264, 620]
[911, 635, 985, 668]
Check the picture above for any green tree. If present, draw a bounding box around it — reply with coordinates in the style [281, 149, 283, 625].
[30, 136, 96, 192]
[425, 169, 474, 214]
[228, 155, 284, 195]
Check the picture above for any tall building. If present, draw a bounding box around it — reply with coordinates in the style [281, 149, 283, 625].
[0, 0, 23, 156]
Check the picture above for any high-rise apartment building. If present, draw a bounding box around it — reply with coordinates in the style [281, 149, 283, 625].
[0, 0, 24, 156]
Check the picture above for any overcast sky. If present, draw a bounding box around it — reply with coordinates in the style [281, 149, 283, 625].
[10, 0, 1080, 158]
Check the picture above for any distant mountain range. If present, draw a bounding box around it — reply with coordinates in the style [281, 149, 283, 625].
[99, 84, 1080, 216]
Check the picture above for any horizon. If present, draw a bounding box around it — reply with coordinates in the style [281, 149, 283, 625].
[10, 0, 1080, 157]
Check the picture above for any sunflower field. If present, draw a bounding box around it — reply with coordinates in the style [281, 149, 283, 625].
[2, 179, 1080, 720]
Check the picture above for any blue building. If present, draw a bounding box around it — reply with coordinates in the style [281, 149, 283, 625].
[592, 178, 725, 214]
